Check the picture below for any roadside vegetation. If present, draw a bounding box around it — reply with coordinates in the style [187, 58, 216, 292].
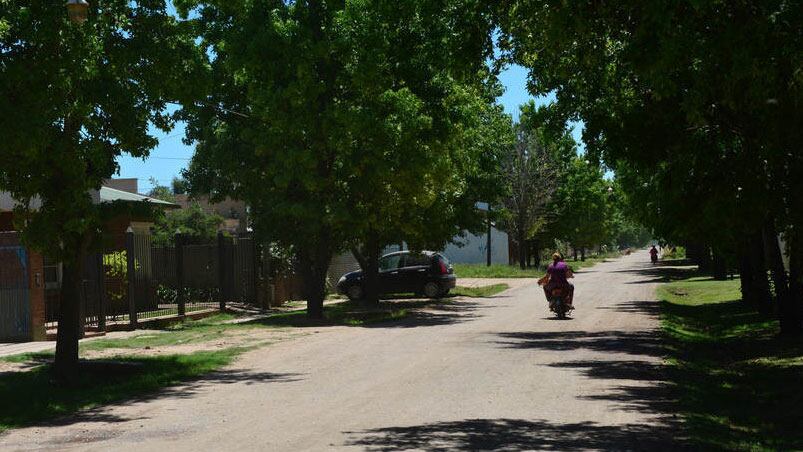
[659, 275, 803, 450]
[454, 251, 622, 278]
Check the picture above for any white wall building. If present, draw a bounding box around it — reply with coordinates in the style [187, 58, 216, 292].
[440, 227, 509, 265]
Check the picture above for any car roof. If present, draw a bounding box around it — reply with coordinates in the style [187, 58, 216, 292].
[381, 250, 437, 259]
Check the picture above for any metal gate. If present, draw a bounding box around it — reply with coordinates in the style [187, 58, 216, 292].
[0, 244, 31, 341]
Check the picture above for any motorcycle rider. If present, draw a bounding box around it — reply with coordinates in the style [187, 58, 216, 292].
[649, 245, 659, 264]
[538, 252, 575, 306]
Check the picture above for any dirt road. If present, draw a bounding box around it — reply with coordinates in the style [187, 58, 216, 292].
[1, 252, 682, 451]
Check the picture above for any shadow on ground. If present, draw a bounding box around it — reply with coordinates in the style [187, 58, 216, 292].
[343, 418, 688, 451]
[662, 294, 803, 450]
[246, 297, 488, 329]
[615, 264, 700, 285]
[0, 353, 301, 433]
[487, 265, 687, 448]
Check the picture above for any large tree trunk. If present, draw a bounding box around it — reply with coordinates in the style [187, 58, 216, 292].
[517, 227, 526, 270]
[747, 231, 773, 312]
[738, 248, 755, 305]
[784, 227, 803, 335]
[351, 237, 381, 308]
[698, 245, 713, 275]
[711, 249, 728, 281]
[298, 242, 333, 320]
[54, 233, 91, 382]
[532, 240, 541, 269]
[580, 247, 586, 262]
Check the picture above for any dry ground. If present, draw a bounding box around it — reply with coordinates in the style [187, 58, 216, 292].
[1, 251, 681, 451]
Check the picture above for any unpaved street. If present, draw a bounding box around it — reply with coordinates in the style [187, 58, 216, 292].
[1, 252, 681, 451]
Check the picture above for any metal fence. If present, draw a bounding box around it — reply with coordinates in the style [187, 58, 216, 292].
[0, 233, 31, 341]
[44, 230, 263, 334]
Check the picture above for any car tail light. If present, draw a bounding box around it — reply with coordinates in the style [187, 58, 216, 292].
[438, 259, 448, 275]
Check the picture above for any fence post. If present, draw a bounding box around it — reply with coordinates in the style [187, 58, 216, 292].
[175, 230, 186, 317]
[252, 239, 264, 311]
[125, 227, 138, 329]
[217, 231, 226, 312]
[97, 252, 106, 332]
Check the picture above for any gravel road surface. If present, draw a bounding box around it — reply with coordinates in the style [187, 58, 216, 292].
[1, 251, 682, 451]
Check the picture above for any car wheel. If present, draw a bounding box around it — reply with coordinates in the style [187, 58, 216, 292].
[346, 285, 364, 301]
[423, 282, 441, 298]
[440, 289, 450, 297]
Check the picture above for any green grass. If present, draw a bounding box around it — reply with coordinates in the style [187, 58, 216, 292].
[0, 349, 246, 433]
[1, 351, 53, 364]
[80, 314, 256, 352]
[453, 253, 620, 278]
[253, 300, 412, 327]
[659, 276, 803, 451]
[451, 284, 509, 298]
[453, 264, 542, 278]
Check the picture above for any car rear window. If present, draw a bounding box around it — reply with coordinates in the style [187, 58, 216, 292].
[403, 253, 431, 267]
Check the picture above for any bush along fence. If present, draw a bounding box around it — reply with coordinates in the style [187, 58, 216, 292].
[39, 229, 268, 337]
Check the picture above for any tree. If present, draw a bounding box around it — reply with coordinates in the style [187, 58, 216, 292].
[551, 158, 611, 261]
[151, 202, 223, 246]
[0, 1, 203, 379]
[171, 177, 189, 195]
[499, 1, 802, 333]
[499, 102, 574, 268]
[348, 88, 512, 305]
[148, 178, 177, 204]
[181, 0, 499, 314]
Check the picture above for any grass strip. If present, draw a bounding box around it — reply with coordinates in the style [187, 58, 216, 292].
[659, 275, 803, 451]
[453, 253, 620, 278]
[451, 284, 509, 298]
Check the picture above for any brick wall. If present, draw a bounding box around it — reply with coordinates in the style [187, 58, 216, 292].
[27, 250, 46, 340]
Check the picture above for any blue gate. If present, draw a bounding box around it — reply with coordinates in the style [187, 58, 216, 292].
[0, 244, 31, 342]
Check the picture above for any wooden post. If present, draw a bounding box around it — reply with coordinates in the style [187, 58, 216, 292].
[217, 231, 226, 312]
[175, 231, 185, 317]
[252, 238, 265, 311]
[125, 227, 137, 329]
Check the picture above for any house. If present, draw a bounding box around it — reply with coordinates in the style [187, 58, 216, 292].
[441, 227, 509, 265]
[0, 182, 176, 342]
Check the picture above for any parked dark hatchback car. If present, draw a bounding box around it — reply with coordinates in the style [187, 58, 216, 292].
[336, 251, 456, 300]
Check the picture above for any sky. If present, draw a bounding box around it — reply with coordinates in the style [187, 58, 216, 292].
[118, 63, 584, 192]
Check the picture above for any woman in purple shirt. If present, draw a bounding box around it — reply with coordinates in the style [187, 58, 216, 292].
[539, 252, 575, 305]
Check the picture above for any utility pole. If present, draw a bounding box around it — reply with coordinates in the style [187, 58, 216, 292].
[486, 205, 492, 267]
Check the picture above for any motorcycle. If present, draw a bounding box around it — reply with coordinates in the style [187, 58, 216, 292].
[650, 253, 658, 264]
[547, 287, 573, 319]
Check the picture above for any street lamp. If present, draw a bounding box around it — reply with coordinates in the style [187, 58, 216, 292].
[66, 0, 89, 24]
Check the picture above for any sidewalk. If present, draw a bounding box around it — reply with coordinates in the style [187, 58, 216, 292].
[0, 330, 148, 359]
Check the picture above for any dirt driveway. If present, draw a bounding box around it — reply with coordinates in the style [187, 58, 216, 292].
[1, 251, 682, 451]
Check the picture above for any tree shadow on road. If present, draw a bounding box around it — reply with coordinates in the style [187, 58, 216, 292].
[486, 275, 687, 446]
[494, 329, 666, 357]
[343, 417, 689, 451]
[615, 265, 700, 285]
[0, 352, 302, 434]
[247, 298, 488, 329]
